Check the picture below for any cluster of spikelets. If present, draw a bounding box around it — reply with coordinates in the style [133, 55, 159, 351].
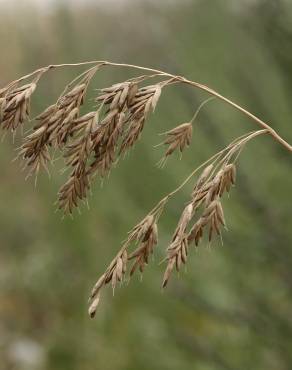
[88, 158, 238, 317]
[0, 65, 169, 213]
[162, 163, 236, 287]
[87, 125, 268, 316]
[0, 62, 270, 317]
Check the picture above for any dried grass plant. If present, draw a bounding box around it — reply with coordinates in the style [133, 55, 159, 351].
[1, 60, 291, 317]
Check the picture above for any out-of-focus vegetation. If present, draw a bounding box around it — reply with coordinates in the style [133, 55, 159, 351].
[0, 0, 292, 369]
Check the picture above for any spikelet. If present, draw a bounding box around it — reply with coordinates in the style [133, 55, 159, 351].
[188, 197, 226, 246]
[89, 81, 139, 178]
[162, 236, 189, 288]
[19, 105, 55, 177]
[57, 111, 98, 214]
[90, 111, 126, 177]
[128, 214, 156, 242]
[128, 222, 158, 276]
[217, 164, 236, 196]
[204, 164, 237, 204]
[88, 249, 128, 318]
[119, 84, 162, 154]
[49, 83, 87, 147]
[191, 163, 237, 208]
[162, 203, 193, 287]
[192, 164, 214, 194]
[0, 83, 36, 131]
[96, 81, 138, 110]
[161, 122, 193, 158]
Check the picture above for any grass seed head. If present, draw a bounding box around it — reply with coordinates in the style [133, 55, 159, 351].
[1, 83, 36, 131]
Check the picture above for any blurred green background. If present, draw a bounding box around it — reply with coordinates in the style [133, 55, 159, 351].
[0, 0, 292, 369]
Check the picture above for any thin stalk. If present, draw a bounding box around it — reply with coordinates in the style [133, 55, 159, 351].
[5, 60, 292, 152]
[5, 60, 292, 151]
[190, 97, 216, 124]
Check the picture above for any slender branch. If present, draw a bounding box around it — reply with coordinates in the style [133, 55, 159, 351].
[179, 78, 292, 152]
[9, 60, 291, 152]
[104, 62, 291, 152]
[153, 129, 268, 213]
[190, 97, 216, 124]
[128, 129, 267, 248]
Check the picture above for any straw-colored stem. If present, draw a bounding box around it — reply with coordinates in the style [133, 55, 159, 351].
[10, 60, 291, 152]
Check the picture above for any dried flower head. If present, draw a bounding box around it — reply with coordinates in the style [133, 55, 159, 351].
[50, 83, 88, 147]
[0, 60, 286, 316]
[19, 105, 56, 177]
[58, 111, 98, 214]
[88, 200, 166, 317]
[162, 203, 193, 287]
[162, 236, 189, 287]
[128, 222, 158, 276]
[88, 248, 128, 318]
[1, 83, 36, 131]
[96, 81, 138, 110]
[188, 197, 226, 246]
[89, 110, 126, 177]
[161, 122, 193, 158]
[119, 84, 162, 154]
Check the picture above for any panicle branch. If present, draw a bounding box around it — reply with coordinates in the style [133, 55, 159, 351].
[0, 59, 290, 316]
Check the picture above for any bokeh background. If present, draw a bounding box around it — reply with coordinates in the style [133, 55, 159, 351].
[0, 0, 292, 369]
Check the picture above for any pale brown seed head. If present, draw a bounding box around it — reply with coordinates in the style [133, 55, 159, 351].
[193, 164, 214, 194]
[90, 111, 126, 178]
[1, 83, 36, 131]
[162, 201, 194, 288]
[19, 104, 57, 177]
[173, 203, 193, 240]
[88, 293, 101, 318]
[128, 222, 158, 277]
[162, 122, 193, 158]
[162, 236, 189, 287]
[49, 84, 88, 147]
[96, 81, 139, 111]
[219, 164, 236, 195]
[188, 197, 226, 246]
[88, 247, 128, 318]
[0, 62, 253, 317]
[119, 84, 162, 155]
[129, 214, 155, 243]
[58, 112, 98, 214]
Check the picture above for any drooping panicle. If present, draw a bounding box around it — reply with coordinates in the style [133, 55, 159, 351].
[0, 60, 263, 316]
